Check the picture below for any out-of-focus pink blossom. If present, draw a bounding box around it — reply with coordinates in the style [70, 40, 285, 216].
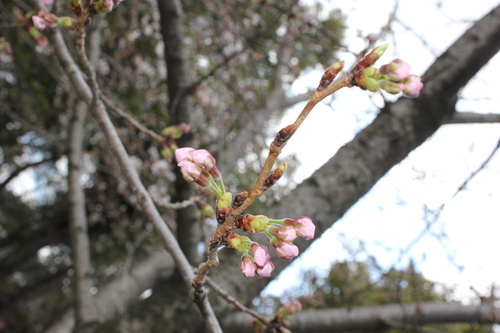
[403, 75, 423, 97]
[32, 10, 59, 30]
[175, 147, 194, 163]
[268, 225, 297, 242]
[32, 16, 48, 29]
[273, 241, 299, 261]
[256, 260, 274, 277]
[287, 300, 302, 314]
[103, 0, 114, 11]
[28, 27, 48, 48]
[42, 0, 53, 7]
[251, 243, 270, 268]
[239, 255, 256, 278]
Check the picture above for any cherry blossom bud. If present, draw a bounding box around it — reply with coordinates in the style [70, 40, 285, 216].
[250, 215, 269, 233]
[32, 16, 48, 30]
[224, 233, 251, 253]
[91, 0, 113, 13]
[294, 216, 315, 240]
[256, 260, 274, 277]
[316, 61, 345, 91]
[232, 191, 248, 209]
[238, 214, 269, 233]
[28, 27, 48, 48]
[198, 203, 215, 219]
[273, 241, 299, 261]
[386, 59, 411, 81]
[175, 147, 194, 163]
[402, 75, 423, 97]
[263, 162, 287, 190]
[191, 149, 215, 170]
[70, 0, 83, 14]
[379, 80, 405, 95]
[250, 243, 270, 268]
[32, 10, 59, 30]
[239, 255, 256, 278]
[58, 17, 76, 30]
[268, 225, 297, 242]
[177, 160, 202, 182]
[216, 192, 232, 223]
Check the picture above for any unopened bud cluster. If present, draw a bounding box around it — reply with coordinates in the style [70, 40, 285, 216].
[175, 147, 316, 278]
[32, 10, 76, 30]
[350, 44, 423, 97]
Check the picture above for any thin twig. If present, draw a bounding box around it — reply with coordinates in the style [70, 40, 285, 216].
[205, 276, 271, 326]
[101, 94, 164, 142]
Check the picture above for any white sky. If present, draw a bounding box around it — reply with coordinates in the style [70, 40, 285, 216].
[264, 0, 500, 302]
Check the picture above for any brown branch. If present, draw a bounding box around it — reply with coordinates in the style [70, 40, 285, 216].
[205, 277, 271, 327]
[445, 111, 500, 124]
[101, 94, 164, 142]
[222, 302, 500, 332]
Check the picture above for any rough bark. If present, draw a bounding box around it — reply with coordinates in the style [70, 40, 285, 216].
[222, 302, 500, 332]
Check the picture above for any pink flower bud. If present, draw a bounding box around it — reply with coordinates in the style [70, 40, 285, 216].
[251, 243, 270, 268]
[402, 75, 423, 97]
[268, 225, 297, 242]
[177, 160, 202, 182]
[239, 255, 256, 278]
[38, 10, 59, 24]
[284, 217, 315, 240]
[32, 16, 48, 30]
[256, 260, 274, 277]
[386, 59, 411, 81]
[103, 0, 114, 11]
[191, 149, 216, 171]
[175, 147, 194, 163]
[273, 241, 299, 261]
[287, 300, 302, 314]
